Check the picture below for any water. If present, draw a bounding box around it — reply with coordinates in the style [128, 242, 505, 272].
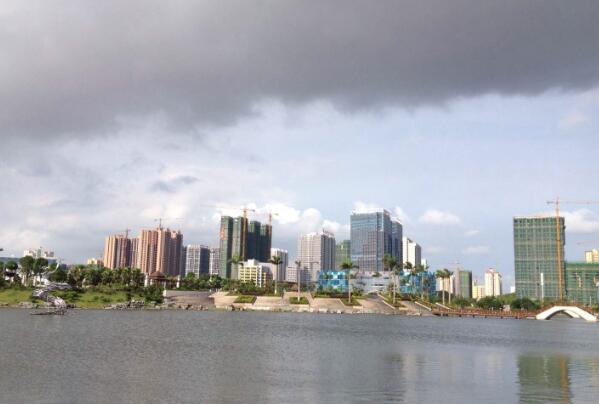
[0, 309, 598, 403]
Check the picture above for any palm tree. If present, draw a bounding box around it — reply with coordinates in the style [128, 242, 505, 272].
[268, 255, 282, 295]
[435, 269, 446, 305]
[443, 269, 453, 305]
[340, 258, 358, 303]
[228, 255, 243, 281]
[383, 254, 398, 304]
[294, 259, 302, 300]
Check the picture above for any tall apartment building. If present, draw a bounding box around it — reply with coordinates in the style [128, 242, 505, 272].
[564, 262, 599, 305]
[218, 216, 272, 279]
[129, 237, 139, 269]
[103, 235, 131, 269]
[209, 247, 220, 276]
[472, 279, 486, 300]
[184, 245, 210, 277]
[137, 227, 183, 276]
[297, 231, 336, 281]
[402, 237, 422, 267]
[270, 248, 289, 281]
[585, 249, 599, 263]
[350, 209, 401, 272]
[514, 216, 565, 301]
[391, 219, 403, 265]
[335, 240, 351, 269]
[453, 269, 472, 298]
[484, 268, 502, 297]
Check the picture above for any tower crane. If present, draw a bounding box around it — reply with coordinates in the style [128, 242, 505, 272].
[198, 204, 257, 259]
[546, 198, 599, 301]
[154, 217, 182, 230]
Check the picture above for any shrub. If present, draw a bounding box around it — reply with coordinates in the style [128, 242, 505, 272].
[290, 297, 309, 305]
[143, 285, 164, 304]
[234, 295, 257, 304]
[511, 298, 539, 311]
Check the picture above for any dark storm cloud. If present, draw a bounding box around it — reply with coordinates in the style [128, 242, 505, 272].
[1, 0, 598, 139]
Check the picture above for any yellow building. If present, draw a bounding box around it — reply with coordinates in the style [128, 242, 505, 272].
[237, 259, 272, 287]
[585, 249, 599, 263]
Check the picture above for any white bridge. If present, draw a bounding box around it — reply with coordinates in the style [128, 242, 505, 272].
[536, 306, 597, 322]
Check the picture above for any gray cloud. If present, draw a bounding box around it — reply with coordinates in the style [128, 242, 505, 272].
[1, 0, 599, 140]
[150, 175, 200, 193]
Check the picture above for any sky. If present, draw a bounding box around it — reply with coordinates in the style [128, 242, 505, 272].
[1, 1, 599, 287]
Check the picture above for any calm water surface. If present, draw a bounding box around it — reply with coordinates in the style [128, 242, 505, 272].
[0, 309, 598, 403]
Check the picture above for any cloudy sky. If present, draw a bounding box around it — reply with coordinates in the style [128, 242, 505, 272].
[2, 1, 599, 286]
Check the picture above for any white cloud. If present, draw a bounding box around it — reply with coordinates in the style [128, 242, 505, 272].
[464, 229, 480, 237]
[352, 201, 384, 213]
[323, 221, 350, 240]
[393, 206, 410, 223]
[419, 209, 461, 225]
[561, 209, 599, 233]
[558, 110, 589, 129]
[462, 245, 490, 255]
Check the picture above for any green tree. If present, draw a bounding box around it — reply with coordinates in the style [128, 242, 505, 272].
[477, 296, 503, 310]
[340, 258, 358, 303]
[511, 298, 539, 311]
[19, 256, 35, 285]
[435, 270, 446, 305]
[32, 257, 48, 284]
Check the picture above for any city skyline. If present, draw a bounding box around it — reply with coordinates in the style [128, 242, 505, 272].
[1, 2, 599, 290]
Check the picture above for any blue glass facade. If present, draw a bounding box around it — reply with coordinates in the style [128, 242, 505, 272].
[350, 210, 401, 272]
[317, 271, 349, 292]
[399, 270, 436, 297]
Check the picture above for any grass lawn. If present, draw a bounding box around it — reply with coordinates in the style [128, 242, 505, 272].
[53, 290, 144, 308]
[0, 288, 144, 309]
[339, 297, 361, 306]
[0, 288, 34, 305]
[379, 293, 405, 308]
[234, 295, 257, 304]
[289, 296, 309, 305]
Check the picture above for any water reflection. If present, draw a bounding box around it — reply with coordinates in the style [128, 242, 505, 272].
[518, 354, 571, 403]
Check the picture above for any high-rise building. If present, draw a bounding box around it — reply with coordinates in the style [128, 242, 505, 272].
[564, 262, 599, 305]
[209, 247, 220, 276]
[453, 269, 472, 298]
[484, 268, 502, 297]
[335, 240, 351, 269]
[391, 219, 403, 265]
[472, 279, 485, 300]
[103, 235, 131, 269]
[137, 227, 183, 276]
[237, 259, 273, 288]
[297, 231, 336, 281]
[350, 209, 399, 272]
[23, 247, 55, 259]
[285, 265, 311, 285]
[402, 237, 422, 268]
[270, 248, 288, 281]
[218, 216, 272, 279]
[514, 216, 565, 301]
[585, 249, 599, 263]
[129, 237, 139, 269]
[184, 245, 210, 277]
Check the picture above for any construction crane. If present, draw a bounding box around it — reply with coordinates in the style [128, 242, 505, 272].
[198, 204, 257, 259]
[546, 198, 599, 301]
[121, 228, 131, 239]
[154, 217, 182, 230]
[267, 211, 279, 227]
